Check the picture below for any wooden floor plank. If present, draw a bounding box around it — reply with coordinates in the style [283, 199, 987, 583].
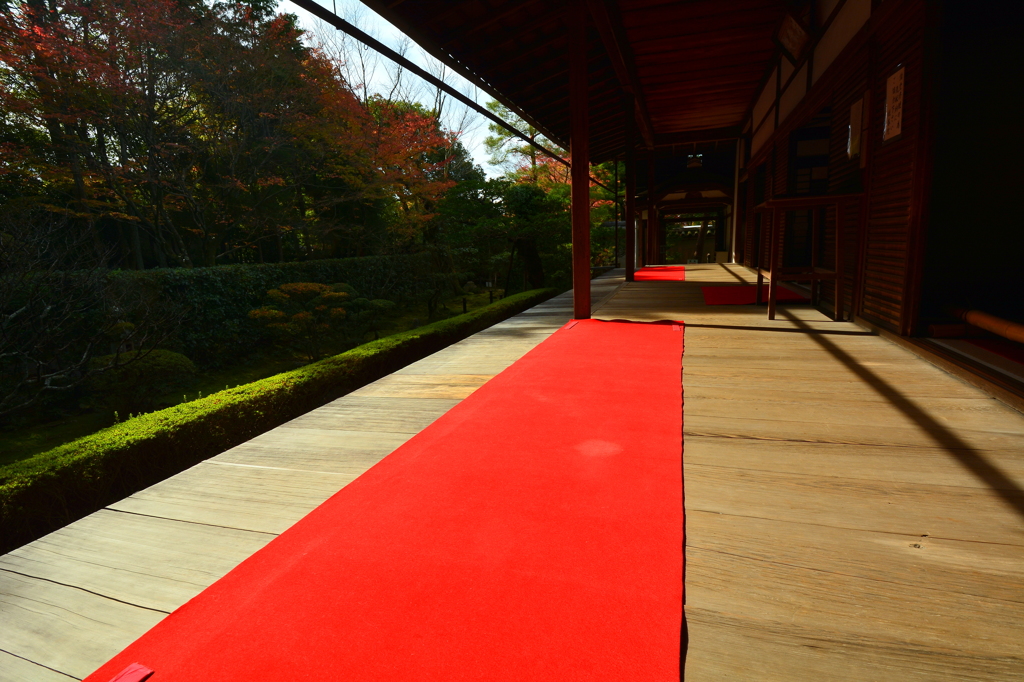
[597, 264, 1024, 679]
[0, 510, 273, 613]
[0, 282, 616, 678]
[0, 571, 164, 680]
[686, 435, 1024, 489]
[4, 269, 1020, 679]
[0, 650, 78, 682]
[107, 462, 357, 534]
[209, 427, 410, 473]
[683, 606, 1021, 682]
[688, 509, 1024, 603]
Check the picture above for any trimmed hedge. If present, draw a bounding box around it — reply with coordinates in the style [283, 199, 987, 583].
[108, 253, 435, 366]
[0, 288, 558, 553]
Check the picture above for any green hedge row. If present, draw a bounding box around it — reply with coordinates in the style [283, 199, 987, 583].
[0, 288, 558, 553]
[109, 253, 435, 366]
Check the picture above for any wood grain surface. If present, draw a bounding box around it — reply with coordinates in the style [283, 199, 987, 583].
[4, 264, 1019, 680]
[596, 263, 1024, 681]
[0, 276, 622, 681]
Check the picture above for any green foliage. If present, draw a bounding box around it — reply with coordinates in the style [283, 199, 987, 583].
[250, 282, 351, 361]
[344, 297, 397, 341]
[0, 0, 459, 268]
[0, 288, 558, 553]
[88, 350, 197, 415]
[482, 101, 563, 183]
[431, 176, 573, 295]
[107, 253, 433, 366]
[249, 282, 395, 360]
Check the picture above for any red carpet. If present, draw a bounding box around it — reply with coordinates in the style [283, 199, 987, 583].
[86, 319, 684, 682]
[701, 284, 808, 305]
[634, 266, 686, 281]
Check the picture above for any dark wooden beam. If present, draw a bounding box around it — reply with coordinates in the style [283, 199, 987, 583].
[358, 0, 566, 148]
[653, 127, 742, 148]
[586, 0, 656, 149]
[659, 199, 732, 211]
[437, 0, 547, 49]
[569, 2, 591, 320]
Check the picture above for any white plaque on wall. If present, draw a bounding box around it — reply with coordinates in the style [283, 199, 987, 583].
[883, 66, 905, 142]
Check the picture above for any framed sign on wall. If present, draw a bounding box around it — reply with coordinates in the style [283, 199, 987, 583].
[883, 66, 905, 143]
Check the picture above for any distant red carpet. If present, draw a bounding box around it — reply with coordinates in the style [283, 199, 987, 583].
[635, 266, 686, 281]
[966, 338, 1024, 365]
[701, 284, 808, 305]
[86, 319, 685, 682]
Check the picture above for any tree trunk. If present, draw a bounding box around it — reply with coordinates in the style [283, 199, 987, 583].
[693, 220, 709, 263]
[515, 237, 545, 289]
[503, 243, 518, 295]
[130, 224, 145, 270]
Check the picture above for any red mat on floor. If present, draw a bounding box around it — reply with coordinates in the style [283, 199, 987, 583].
[701, 284, 808, 305]
[86, 319, 684, 682]
[634, 265, 686, 281]
[966, 338, 1024, 365]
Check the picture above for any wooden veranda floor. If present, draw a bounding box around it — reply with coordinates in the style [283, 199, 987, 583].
[1, 265, 1021, 680]
[0, 276, 621, 681]
[595, 264, 1024, 680]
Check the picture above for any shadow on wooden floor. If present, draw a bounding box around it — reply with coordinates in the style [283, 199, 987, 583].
[779, 309, 1024, 520]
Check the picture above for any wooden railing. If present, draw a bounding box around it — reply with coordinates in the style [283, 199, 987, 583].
[752, 193, 863, 320]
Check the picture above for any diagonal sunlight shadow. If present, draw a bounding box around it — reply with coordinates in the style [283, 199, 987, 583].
[778, 309, 1024, 520]
[718, 263, 749, 283]
[685, 322, 873, 336]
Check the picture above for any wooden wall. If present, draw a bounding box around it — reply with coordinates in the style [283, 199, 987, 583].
[740, 0, 933, 335]
[859, 0, 932, 334]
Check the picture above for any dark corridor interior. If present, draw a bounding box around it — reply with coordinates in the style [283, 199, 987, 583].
[921, 2, 1024, 329]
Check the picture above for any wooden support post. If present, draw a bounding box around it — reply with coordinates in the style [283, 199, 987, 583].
[569, 4, 591, 319]
[613, 159, 619, 266]
[835, 202, 845, 322]
[730, 139, 742, 263]
[767, 208, 780, 320]
[624, 98, 636, 281]
[810, 207, 820, 306]
[646, 153, 657, 265]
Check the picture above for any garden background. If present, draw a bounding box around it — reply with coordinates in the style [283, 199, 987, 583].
[0, 0, 625, 472]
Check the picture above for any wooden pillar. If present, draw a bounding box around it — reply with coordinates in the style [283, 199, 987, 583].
[729, 138, 742, 263]
[569, 4, 590, 319]
[624, 98, 636, 281]
[639, 217, 647, 267]
[647, 153, 658, 265]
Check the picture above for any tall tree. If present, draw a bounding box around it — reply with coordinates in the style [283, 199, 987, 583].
[482, 100, 563, 184]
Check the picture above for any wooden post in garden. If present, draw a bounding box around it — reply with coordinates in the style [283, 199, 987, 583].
[569, 2, 591, 320]
[624, 96, 636, 281]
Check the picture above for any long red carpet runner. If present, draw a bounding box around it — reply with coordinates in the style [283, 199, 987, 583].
[634, 265, 686, 281]
[701, 284, 808, 305]
[87, 319, 684, 681]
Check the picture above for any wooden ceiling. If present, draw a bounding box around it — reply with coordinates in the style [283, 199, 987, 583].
[363, 0, 789, 162]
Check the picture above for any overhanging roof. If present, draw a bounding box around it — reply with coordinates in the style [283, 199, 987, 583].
[361, 0, 789, 162]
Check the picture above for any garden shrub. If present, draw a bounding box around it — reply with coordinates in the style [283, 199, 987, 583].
[106, 253, 434, 366]
[88, 350, 197, 415]
[249, 282, 395, 360]
[0, 288, 558, 553]
[249, 283, 352, 361]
